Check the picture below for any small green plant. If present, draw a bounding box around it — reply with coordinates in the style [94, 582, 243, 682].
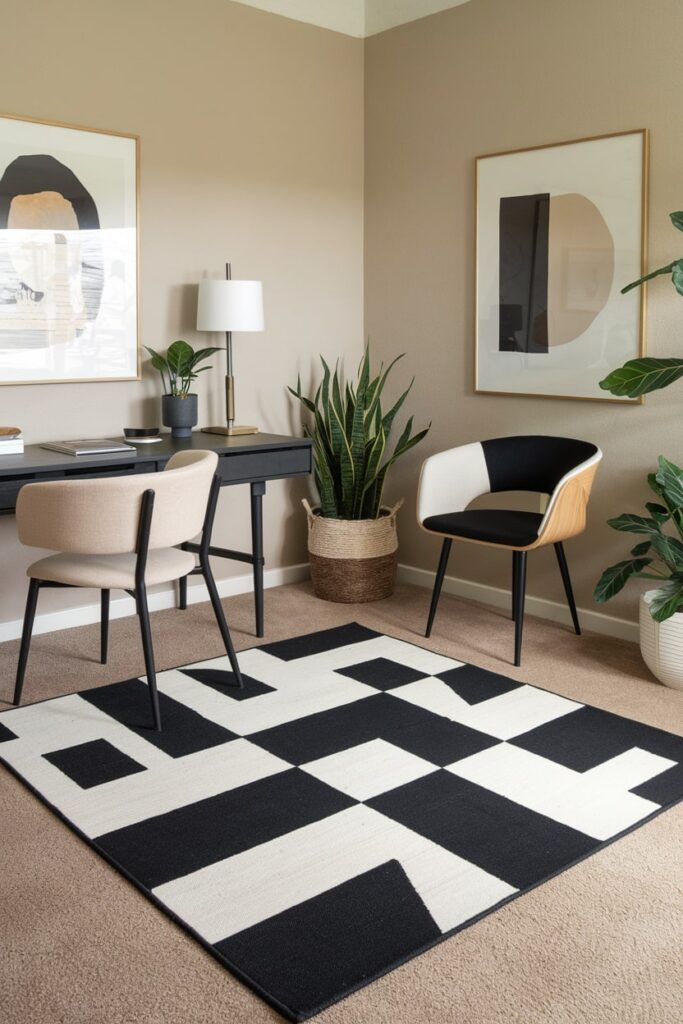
[145, 340, 221, 397]
[289, 346, 430, 520]
[600, 211, 683, 399]
[595, 455, 683, 621]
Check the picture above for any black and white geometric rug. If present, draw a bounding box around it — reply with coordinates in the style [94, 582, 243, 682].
[2, 623, 683, 1021]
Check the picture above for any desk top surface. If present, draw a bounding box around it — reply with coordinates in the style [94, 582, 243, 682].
[0, 431, 311, 478]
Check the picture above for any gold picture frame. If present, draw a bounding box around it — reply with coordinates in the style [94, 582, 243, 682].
[474, 128, 649, 403]
[0, 111, 140, 386]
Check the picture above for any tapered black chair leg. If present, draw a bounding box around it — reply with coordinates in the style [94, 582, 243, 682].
[511, 552, 517, 621]
[178, 575, 188, 610]
[136, 583, 162, 731]
[101, 589, 110, 664]
[426, 538, 452, 638]
[513, 551, 527, 667]
[200, 561, 244, 686]
[555, 542, 581, 635]
[13, 578, 41, 706]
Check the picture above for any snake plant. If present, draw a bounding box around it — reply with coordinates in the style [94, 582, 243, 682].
[595, 455, 683, 621]
[600, 211, 683, 399]
[289, 346, 430, 520]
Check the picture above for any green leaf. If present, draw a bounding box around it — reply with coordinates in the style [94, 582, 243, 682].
[599, 358, 683, 398]
[593, 558, 652, 603]
[631, 540, 652, 557]
[382, 378, 414, 437]
[649, 531, 683, 571]
[621, 262, 675, 294]
[166, 340, 195, 382]
[189, 346, 222, 370]
[606, 513, 662, 536]
[287, 384, 316, 414]
[670, 211, 683, 232]
[649, 579, 683, 622]
[655, 455, 683, 508]
[645, 502, 669, 523]
[672, 259, 683, 296]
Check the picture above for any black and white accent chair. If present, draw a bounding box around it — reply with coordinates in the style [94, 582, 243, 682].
[417, 436, 602, 666]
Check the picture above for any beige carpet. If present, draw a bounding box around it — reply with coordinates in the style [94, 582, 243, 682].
[1, 581, 682, 1024]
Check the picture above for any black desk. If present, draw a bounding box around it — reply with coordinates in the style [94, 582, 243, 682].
[0, 432, 312, 637]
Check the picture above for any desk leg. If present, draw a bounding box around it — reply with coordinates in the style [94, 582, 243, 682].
[250, 480, 266, 637]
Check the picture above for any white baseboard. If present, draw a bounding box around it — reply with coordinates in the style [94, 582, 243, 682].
[0, 563, 310, 644]
[397, 563, 639, 644]
[0, 559, 638, 646]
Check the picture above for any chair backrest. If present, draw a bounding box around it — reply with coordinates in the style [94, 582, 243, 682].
[17, 449, 218, 555]
[418, 435, 602, 540]
[480, 436, 599, 495]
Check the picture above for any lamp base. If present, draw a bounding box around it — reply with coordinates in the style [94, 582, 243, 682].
[201, 424, 259, 436]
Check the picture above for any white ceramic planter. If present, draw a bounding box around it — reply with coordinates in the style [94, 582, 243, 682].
[640, 591, 683, 690]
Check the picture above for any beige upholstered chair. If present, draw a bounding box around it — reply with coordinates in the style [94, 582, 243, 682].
[13, 449, 243, 729]
[417, 435, 602, 666]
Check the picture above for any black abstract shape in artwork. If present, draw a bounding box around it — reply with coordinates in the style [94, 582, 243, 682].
[0, 153, 104, 328]
[499, 193, 549, 353]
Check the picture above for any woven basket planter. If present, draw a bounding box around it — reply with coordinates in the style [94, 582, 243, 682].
[303, 498, 403, 603]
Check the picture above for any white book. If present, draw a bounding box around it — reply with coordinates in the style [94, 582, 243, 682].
[0, 439, 24, 455]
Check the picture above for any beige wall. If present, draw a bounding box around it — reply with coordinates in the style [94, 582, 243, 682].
[0, 0, 364, 625]
[365, 0, 683, 624]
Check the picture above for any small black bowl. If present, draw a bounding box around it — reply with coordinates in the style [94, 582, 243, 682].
[124, 427, 160, 438]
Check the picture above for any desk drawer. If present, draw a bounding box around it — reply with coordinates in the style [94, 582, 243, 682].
[0, 462, 157, 513]
[60, 461, 157, 482]
[217, 446, 311, 484]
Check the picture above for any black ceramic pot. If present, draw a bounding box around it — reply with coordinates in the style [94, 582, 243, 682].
[161, 394, 198, 439]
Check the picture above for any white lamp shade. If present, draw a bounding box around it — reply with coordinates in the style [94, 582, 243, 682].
[197, 279, 264, 332]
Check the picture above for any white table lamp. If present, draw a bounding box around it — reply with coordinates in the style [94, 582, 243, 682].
[197, 263, 264, 436]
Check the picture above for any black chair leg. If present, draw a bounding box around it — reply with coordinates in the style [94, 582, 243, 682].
[13, 578, 41, 706]
[426, 538, 452, 638]
[200, 561, 244, 686]
[178, 574, 188, 610]
[136, 582, 162, 731]
[511, 552, 517, 621]
[513, 551, 527, 667]
[101, 589, 110, 664]
[555, 542, 581, 635]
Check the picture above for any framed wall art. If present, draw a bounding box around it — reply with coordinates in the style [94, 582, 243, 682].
[0, 112, 139, 385]
[475, 129, 648, 402]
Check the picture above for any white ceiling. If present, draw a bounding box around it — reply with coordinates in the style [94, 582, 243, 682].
[229, 0, 472, 38]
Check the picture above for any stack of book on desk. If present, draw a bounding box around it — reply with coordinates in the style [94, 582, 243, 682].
[0, 427, 24, 455]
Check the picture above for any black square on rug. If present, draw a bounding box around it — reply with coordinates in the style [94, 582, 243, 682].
[2, 623, 683, 1021]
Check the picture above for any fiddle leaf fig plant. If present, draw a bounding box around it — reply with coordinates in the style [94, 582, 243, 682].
[600, 211, 683, 399]
[145, 339, 221, 398]
[595, 455, 683, 621]
[289, 345, 430, 520]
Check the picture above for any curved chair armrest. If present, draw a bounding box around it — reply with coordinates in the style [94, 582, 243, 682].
[417, 442, 491, 524]
[535, 447, 603, 547]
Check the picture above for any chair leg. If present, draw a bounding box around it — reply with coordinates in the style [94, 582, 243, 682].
[101, 589, 110, 664]
[178, 575, 188, 610]
[200, 562, 244, 686]
[555, 542, 581, 636]
[511, 552, 517, 621]
[426, 538, 452, 638]
[513, 551, 527, 667]
[136, 582, 162, 731]
[13, 578, 41, 706]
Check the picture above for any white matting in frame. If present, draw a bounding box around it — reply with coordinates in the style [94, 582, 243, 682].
[475, 129, 648, 402]
[0, 113, 139, 385]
